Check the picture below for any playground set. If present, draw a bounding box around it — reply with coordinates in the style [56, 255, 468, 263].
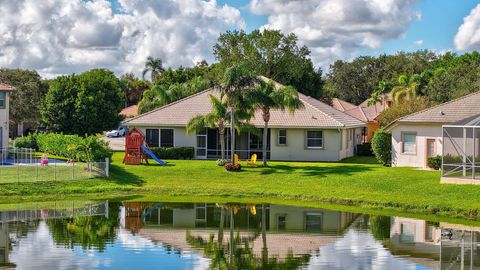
[123, 128, 166, 166]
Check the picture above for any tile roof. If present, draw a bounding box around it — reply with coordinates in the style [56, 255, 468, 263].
[331, 98, 356, 111]
[119, 105, 138, 117]
[0, 83, 16, 91]
[124, 87, 365, 129]
[387, 91, 480, 128]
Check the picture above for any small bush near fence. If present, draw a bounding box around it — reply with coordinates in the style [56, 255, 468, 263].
[150, 147, 194, 159]
[427, 155, 442, 170]
[14, 133, 112, 162]
[371, 129, 392, 166]
[356, 143, 374, 156]
[216, 159, 229, 166]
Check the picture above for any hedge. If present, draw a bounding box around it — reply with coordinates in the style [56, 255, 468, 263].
[356, 143, 373, 156]
[427, 155, 442, 170]
[150, 147, 194, 160]
[13, 132, 112, 162]
[371, 129, 392, 166]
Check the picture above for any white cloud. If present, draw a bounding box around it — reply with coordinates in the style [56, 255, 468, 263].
[454, 4, 480, 51]
[0, 0, 245, 78]
[414, 39, 423, 46]
[249, 0, 420, 70]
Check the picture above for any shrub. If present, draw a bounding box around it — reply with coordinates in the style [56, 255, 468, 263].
[216, 159, 229, 166]
[150, 147, 194, 160]
[356, 143, 373, 156]
[13, 133, 38, 149]
[371, 129, 392, 166]
[224, 163, 241, 172]
[35, 132, 111, 162]
[427, 155, 442, 170]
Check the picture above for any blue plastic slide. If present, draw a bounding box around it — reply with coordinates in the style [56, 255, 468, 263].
[140, 145, 166, 166]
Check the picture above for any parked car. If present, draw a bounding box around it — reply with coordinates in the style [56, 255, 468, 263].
[106, 126, 128, 137]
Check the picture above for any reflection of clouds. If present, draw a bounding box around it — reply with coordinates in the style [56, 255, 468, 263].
[307, 229, 423, 270]
[10, 221, 100, 270]
[11, 223, 210, 270]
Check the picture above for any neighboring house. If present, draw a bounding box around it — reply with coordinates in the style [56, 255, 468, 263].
[385, 91, 480, 168]
[119, 105, 138, 118]
[332, 95, 392, 142]
[0, 84, 14, 148]
[123, 86, 365, 162]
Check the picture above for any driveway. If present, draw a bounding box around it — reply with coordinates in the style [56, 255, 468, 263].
[101, 136, 125, 151]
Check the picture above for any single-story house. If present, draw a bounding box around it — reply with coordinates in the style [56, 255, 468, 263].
[385, 91, 480, 168]
[332, 94, 392, 142]
[0, 84, 15, 148]
[123, 86, 365, 161]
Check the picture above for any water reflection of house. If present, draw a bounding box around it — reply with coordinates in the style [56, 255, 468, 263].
[389, 217, 480, 269]
[0, 223, 8, 266]
[123, 203, 359, 260]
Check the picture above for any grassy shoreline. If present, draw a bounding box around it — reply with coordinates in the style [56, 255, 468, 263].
[2, 152, 480, 222]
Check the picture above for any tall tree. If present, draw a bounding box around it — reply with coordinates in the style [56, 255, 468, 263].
[221, 64, 256, 163]
[214, 29, 324, 99]
[42, 69, 124, 135]
[0, 68, 47, 136]
[120, 73, 150, 107]
[142, 57, 166, 82]
[249, 79, 302, 166]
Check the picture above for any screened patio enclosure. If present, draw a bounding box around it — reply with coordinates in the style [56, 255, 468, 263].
[195, 128, 271, 160]
[442, 114, 480, 184]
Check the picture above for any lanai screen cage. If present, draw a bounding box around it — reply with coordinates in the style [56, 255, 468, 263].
[442, 114, 480, 183]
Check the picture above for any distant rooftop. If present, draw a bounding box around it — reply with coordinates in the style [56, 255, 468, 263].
[0, 83, 16, 91]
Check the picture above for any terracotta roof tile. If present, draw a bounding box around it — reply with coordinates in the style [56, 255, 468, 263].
[0, 83, 16, 91]
[331, 98, 356, 111]
[119, 105, 138, 117]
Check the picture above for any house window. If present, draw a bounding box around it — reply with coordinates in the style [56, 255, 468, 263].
[146, 129, 159, 147]
[306, 130, 323, 148]
[305, 213, 322, 232]
[277, 215, 287, 230]
[400, 223, 415, 242]
[278, 129, 287, 145]
[402, 133, 416, 154]
[160, 129, 174, 147]
[0, 92, 5, 109]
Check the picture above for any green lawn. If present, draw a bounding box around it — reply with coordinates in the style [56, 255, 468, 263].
[2, 152, 480, 220]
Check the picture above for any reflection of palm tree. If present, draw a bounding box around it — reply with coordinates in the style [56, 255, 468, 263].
[186, 204, 310, 269]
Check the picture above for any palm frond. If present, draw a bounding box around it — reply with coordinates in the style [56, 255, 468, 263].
[186, 115, 207, 134]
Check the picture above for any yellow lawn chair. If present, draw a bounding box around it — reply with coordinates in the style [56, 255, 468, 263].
[247, 154, 257, 166]
[233, 153, 240, 165]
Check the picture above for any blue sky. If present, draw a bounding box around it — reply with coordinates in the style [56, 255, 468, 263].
[2, 0, 480, 77]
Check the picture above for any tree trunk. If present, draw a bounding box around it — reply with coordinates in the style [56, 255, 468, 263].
[218, 207, 224, 244]
[229, 208, 234, 267]
[230, 105, 235, 163]
[261, 204, 268, 266]
[219, 123, 225, 160]
[262, 109, 270, 167]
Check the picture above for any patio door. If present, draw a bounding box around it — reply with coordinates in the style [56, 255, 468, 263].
[196, 131, 207, 159]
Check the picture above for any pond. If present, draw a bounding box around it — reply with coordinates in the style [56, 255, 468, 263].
[0, 200, 478, 269]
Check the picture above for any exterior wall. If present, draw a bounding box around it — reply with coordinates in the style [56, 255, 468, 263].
[129, 125, 363, 162]
[366, 121, 380, 142]
[390, 123, 442, 168]
[0, 92, 10, 148]
[269, 128, 342, 161]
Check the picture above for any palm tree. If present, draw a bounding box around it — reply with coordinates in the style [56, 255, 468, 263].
[250, 79, 303, 166]
[367, 80, 390, 110]
[221, 65, 256, 163]
[390, 75, 418, 103]
[186, 93, 228, 159]
[142, 57, 166, 82]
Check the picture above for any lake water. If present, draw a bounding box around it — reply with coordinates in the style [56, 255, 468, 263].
[0, 200, 478, 269]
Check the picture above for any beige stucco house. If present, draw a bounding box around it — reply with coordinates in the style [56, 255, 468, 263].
[385, 91, 480, 168]
[0, 84, 14, 149]
[123, 86, 365, 162]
